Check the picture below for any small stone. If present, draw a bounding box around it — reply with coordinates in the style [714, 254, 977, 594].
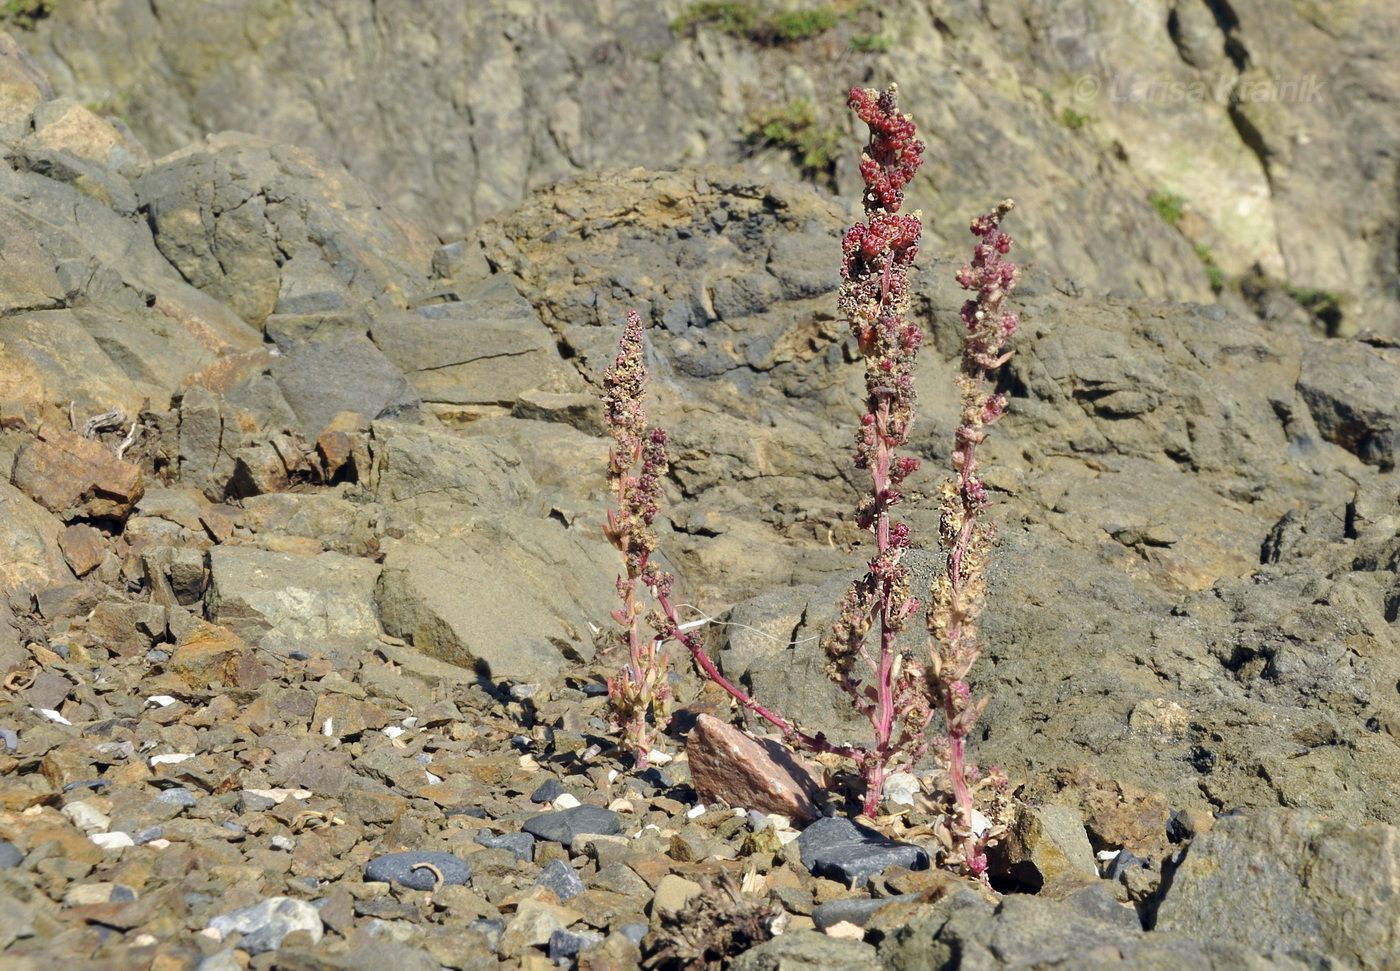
[811, 893, 919, 931]
[796, 817, 928, 888]
[238, 790, 278, 813]
[498, 898, 583, 956]
[363, 851, 471, 891]
[63, 801, 111, 833]
[531, 778, 564, 804]
[469, 918, 506, 951]
[156, 788, 197, 809]
[476, 831, 535, 863]
[618, 923, 648, 945]
[0, 842, 21, 868]
[90, 832, 135, 850]
[58, 523, 107, 576]
[988, 804, 1098, 892]
[196, 950, 243, 971]
[549, 927, 604, 962]
[881, 772, 920, 806]
[523, 806, 621, 845]
[552, 792, 582, 810]
[651, 874, 703, 915]
[207, 896, 324, 954]
[535, 858, 586, 901]
[686, 714, 823, 822]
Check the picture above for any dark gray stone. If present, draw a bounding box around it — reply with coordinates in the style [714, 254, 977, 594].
[476, 831, 535, 863]
[797, 817, 929, 887]
[363, 851, 471, 891]
[0, 841, 21, 868]
[548, 927, 604, 962]
[270, 334, 420, 437]
[531, 778, 564, 804]
[535, 858, 585, 901]
[522, 806, 621, 844]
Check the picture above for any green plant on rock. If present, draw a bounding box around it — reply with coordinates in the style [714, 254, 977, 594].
[1194, 244, 1225, 293]
[672, 1, 842, 45]
[1059, 107, 1090, 131]
[1287, 284, 1346, 335]
[850, 33, 892, 53]
[1149, 189, 1186, 228]
[1, 0, 54, 29]
[746, 98, 843, 180]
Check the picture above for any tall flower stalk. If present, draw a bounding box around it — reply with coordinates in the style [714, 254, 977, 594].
[823, 83, 934, 817]
[926, 201, 1020, 876]
[602, 309, 673, 768]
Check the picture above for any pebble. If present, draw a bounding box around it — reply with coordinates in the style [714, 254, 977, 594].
[812, 893, 920, 930]
[581, 682, 609, 697]
[796, 816, 929, 887]
[195, 950, 242, 971]
[61, 779, 111, 793]
[535, 858, 586, 901]
[135, 826, 164, 844]
[156, 787, 197, 808]
[549, 927, 604, 961]
[652, 873, 703, 914]
[619, 922, 649, 945]
[523, 806, 621, 844]
[476, 831, 535, 862]
[531, 778, 565, 804]
[469, 918, 505, 951]
[363, 851, 471, 890]
[207, 896, 324, 954]
[90, 832, 135, 850]
[271, 835, 295, 851]
[62, 801, 110, 833]
[552, 792, 582, 810]
[0, 728, 16, 752]
[1106, 848, 1148, 880]
[0, 841, 21, 868]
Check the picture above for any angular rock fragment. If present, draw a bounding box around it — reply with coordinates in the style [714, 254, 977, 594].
[796, 817, 928, 888]
[686, 714, 824, 823]
[12, 427, 143, 521]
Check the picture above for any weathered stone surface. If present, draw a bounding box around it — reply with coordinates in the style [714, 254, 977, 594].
[167, 621, 262, 691]
[206, 546, 381, 652]
[270, 335, 420, 438]
[375, 517, 608, 681]
[988, 805, 1099, 894]
[134, 132, 433, 327]
[206, 896, 323, 954]
[56, 523, 107, 577]
[686, 714, 823, 823]
[523, 807, 620, 845]
[363, 851, 470, 891]
[12, 427, 144, 521]
[797, 817, 929, 888]
[368, 421, 536, 522]
[371, 276, 583, 411]
[732, 931, 881, 971]
[1156, 810, 1400, 970]
[0, 479, 71, 597]
[1297, 338, 1400, 470]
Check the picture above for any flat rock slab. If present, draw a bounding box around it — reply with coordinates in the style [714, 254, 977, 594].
[811, 893, 920, 931]
[270, 334, 420, 438]
[535, 858, 586, 901]
[363, 851, 471, 891]
[522, 806, 621, 845]
[686, 713, 823, 822]
[797, 816, 929, 887]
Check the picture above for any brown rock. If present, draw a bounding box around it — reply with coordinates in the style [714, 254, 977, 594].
[58, 523, 107, 576]
[685, 714, 824, 823]
[1020, 764, 1174, 862]
[312, 693, 388, 739]
[12, 426, 144, 521]
[86, 600, 166, 658]
[168, 622, 254, 690]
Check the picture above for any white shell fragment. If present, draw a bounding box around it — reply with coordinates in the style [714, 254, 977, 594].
[145, 696, 178, 708]
[148, 753, 194, 767]
[35, 708, 72, 726]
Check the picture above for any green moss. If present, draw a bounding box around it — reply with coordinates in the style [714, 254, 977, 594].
[1149, 190, 1186, 228]
[1194, 244, 1225, 293]
[671, 1, 761, 36]
[849, 33, 891, 52]
[1059, 107, 1090, 131]
[767, 7, 838, 41]
[672, 2, 842, 45]
[1, 0, 54, 29]
[747, 98, 843, 179]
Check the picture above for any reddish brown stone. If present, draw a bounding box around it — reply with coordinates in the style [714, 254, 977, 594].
[58, 523, 107, 576]
[685, 713, 824, 822]
[316, 428, 352, 479]
[11, 426, 144, 521]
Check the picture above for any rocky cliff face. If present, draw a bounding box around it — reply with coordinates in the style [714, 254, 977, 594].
[18, 0, 1400, 334]
[0, 7, 1397, 970]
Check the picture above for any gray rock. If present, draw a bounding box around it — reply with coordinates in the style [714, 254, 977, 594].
[1297, 338, 1400, 470]
[1156, 810, 1400, 970]
[811, 893, 919, 931]
[522, 806, 621, 845]
[363, 851, 471, 891]
[155, 788, 197, 809]
[370, 276, 583, 409]
[878, 889, 1309, 970]
[475, 831, 534, 863]
[207, 896, 324, 954]
[535, 858, 585, 901]
[731, 931, 881, 971]
[796, 817, 929, 888]
[548, 927, 603, 961]
[271, 335, 420, 438]
[0, 841, 21, 868]
[531, 778, 564, 804]
[206, 545, 381, 652]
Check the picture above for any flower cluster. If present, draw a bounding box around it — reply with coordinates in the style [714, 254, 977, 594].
[602, 309, 673, 768]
